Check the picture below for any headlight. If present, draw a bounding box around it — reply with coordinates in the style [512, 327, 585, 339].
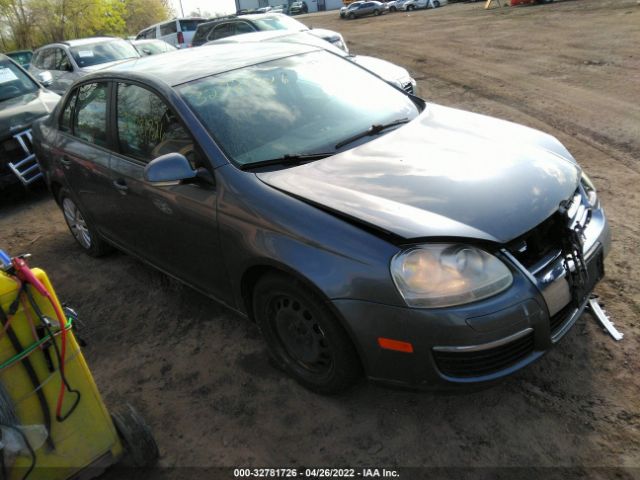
[390, 244, 513, 308]
[581, 171, 598, 207]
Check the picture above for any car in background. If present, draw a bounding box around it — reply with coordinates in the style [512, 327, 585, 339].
[6, 50, 33, 69]
[130, 39, 177, 56]
[192, 13, 348, 52]
[340, 1, 388, 19]
[32, 42, 610, 394]
[206, 30, 416, 93]
[400, 0, 447, 10]
[0, 54, 59, 189]
[136, 18, 207, 49]
[289, 1, 309, 14]
[29, 37, 140, 95]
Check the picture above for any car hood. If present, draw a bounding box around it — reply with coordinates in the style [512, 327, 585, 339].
[0, 89, 60, 140]
[257, 104, 581, 244]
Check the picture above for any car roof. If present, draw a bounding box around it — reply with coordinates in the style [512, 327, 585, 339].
[93, 41, 320, 87]
[35, 37, 121, 51]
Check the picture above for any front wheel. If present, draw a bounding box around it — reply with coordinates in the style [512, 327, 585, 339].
[348, 12, 356, 19]
[407, 5, 415, 10]
[253, 273, 362, 394]
[390, 6, 397, 11]
[374, 9, 380, 15]
[59, 188, 112, 257]
[433, 0, 440, 7]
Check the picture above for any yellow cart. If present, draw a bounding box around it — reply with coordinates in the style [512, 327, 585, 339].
[0, 252, 157, 480]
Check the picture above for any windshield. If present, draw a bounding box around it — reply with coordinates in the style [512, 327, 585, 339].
[70, 39, 139, 68]
[177, 50, 419, 167]
[0, 59, 39, 102]
[252, 15, 308, 31]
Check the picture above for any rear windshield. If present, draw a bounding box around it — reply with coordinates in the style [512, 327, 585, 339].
[7, 51, 32, 67]
[70, 39, 139, 68]
[0, 59, 38, 102]
[180, 19, 206, 31]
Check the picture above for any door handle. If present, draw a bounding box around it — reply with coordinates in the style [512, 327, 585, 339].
[60, 156, 72, 166]
[113, 179, 129, 192]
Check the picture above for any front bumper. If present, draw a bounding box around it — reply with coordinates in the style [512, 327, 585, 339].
[332, 204, 610, 390]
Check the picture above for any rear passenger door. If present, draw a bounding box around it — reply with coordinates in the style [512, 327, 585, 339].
[109, 82, 230, 298]
[55, 82, 120, 237]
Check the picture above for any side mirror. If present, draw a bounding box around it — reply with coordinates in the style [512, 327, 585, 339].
[144, 153, 197, 186]
[142, 48, 152, 56]
[37, 71, 53, 87]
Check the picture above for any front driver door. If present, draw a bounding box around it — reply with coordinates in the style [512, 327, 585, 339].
[108, 81, 231, 301]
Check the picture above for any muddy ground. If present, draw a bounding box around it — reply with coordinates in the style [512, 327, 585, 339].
[1, 0, 639, 477]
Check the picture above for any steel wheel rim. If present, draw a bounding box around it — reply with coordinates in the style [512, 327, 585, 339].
[268, 295, 333, 375]
[62, 197, 92, 249]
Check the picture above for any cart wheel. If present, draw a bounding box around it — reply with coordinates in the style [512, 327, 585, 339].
[111, 404, 159, 467]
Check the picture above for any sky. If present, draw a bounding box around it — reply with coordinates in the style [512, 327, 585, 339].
[169, 0, 237, 17]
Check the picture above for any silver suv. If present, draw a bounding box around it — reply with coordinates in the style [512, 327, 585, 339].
[29, 37, 140, 95]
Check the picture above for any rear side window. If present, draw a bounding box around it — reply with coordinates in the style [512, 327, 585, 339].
[116, 83, 198, 165]
[211, 24, 234, 41]
[179, 19, 205, 32]
[74, 83, 109, 147]
[160, 22, 177, 36]
[192, 24, 214, 45]
[234, 22, 255, 35]
[60, 89, 78, 133]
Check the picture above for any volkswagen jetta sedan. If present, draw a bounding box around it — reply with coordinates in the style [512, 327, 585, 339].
[32, 43, 610, 393]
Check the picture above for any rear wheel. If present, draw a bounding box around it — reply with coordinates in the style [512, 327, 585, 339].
[390, 6, 397, 11]
[433, 0, 440, 7]
[112, 404, 159, 468]
[253, 273, 362, 394]
[59, 188, 112, 257]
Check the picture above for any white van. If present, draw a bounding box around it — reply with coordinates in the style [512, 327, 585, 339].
[136, 18, 207, 49]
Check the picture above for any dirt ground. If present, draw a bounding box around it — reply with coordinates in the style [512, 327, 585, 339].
[1, 0, 640, 477]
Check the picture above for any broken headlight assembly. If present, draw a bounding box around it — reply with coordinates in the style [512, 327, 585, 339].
[391, 244, 513, 308]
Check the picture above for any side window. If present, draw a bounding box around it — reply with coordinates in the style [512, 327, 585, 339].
[145, 28, 157, 39]
[74, 83, 109, 147]
[60, 89, 78, 133]
[160, 22, 177, 36]
[54, 49, 71, 71]
[211, 23, 233, 40]
[32, 51, 44, 69]
[116, 83, 199, 166]
[42, 50, 56, 70]
[234, 22, 255, 35]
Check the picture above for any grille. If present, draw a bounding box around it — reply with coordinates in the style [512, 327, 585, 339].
[2, 129, 42, 186]
[402, 81, 414, 95]
[433, 331, 535, 378]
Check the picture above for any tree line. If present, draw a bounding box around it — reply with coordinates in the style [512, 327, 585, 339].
[0, 0, 172, 51]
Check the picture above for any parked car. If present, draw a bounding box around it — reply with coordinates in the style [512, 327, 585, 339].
[6, 50, 33, 69]
[130, 39, 177, 56]
[33, 43, 610, 393]
[400, 0, 447, 10]
[340, 1, 388, 19]
[207, 30, 415, 93]
[192, 13, 348, 52]
[289, 1, 309, 14]
[0, 54, 59, 189]
[29, 37, 140, 95]
[135, 18, 207, 49]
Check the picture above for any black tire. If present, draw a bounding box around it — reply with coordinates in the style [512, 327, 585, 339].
[112, 404, 159, 468]
[253, 273, 362, 394]
[390, 6, 397, 11]
[374, 9, 380, 15]
[348, 12, 356, 19]
[58, 188, 113, 257]
[433, 0, 440, 6]
[408, 5, 415, 10]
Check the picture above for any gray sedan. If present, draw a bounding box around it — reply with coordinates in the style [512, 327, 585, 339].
[340, 1, 388, 19]
[32, 43, 609, 393]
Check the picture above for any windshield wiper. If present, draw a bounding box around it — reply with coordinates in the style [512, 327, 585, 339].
[334, 118, 410, 150]
[239, 152, 334, 171]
